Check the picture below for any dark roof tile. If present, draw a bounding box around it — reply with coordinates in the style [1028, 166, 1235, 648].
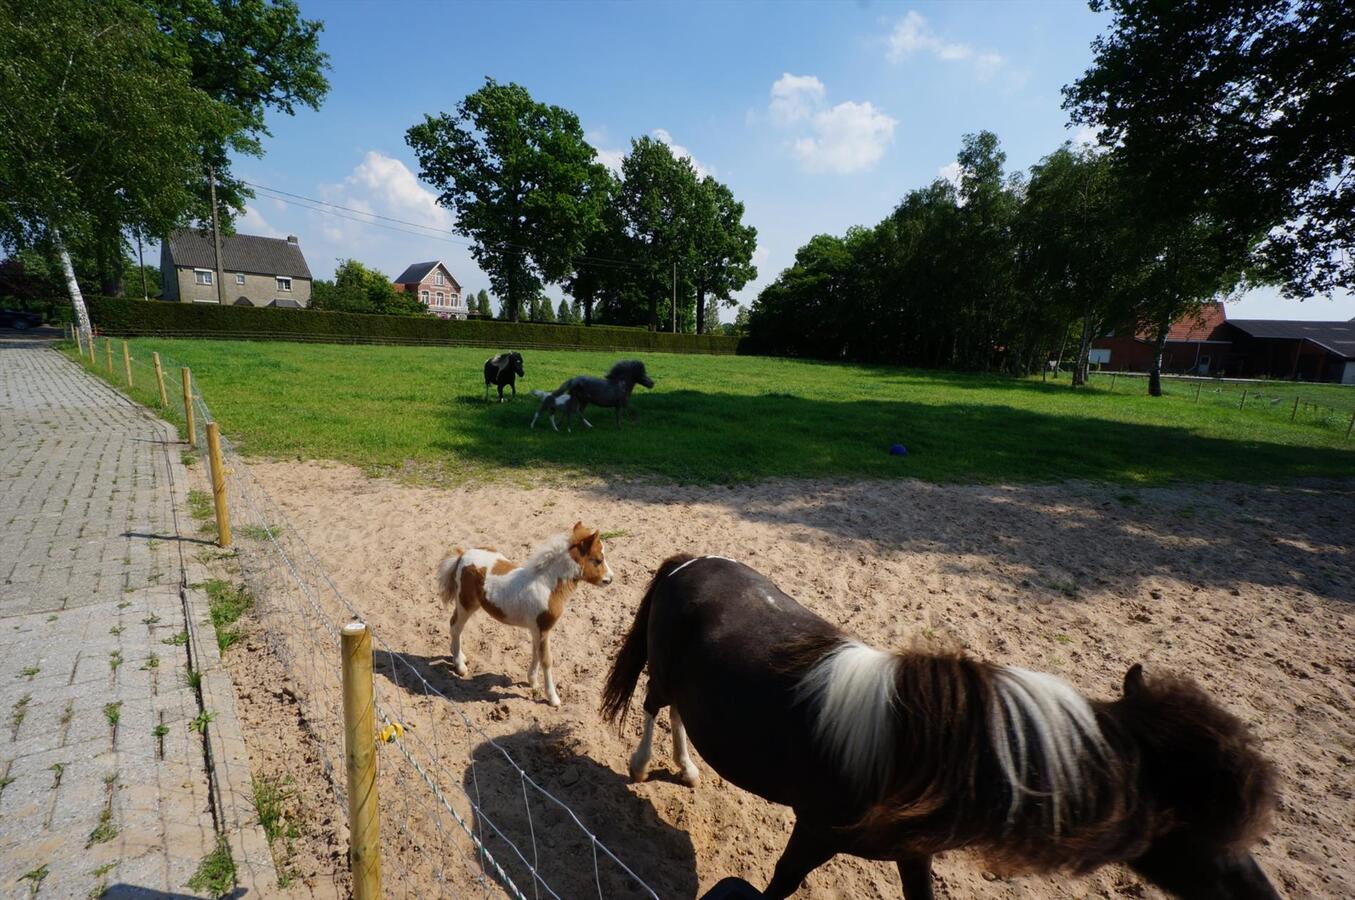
[165, 229, 312, 279]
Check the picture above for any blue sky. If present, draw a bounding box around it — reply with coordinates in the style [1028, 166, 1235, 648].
[221, 0, 1353, 323]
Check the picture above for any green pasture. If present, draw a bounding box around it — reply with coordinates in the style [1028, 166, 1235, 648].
[66, 339, 1355, 485]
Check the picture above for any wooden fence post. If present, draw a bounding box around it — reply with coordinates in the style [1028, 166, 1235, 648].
[1194, 382, 1201, 403]
[1290, 396, 1300, 422]
[1239, 390, 1248, 410]
[105, 339, 113, 376]
[152, 353, 168, 407]
[1110, 373, 1117, 392]
[122, 341, 133, 389]
[74, 328, 83, 357]
[341, 622, 382, 900]
[182, 368, 196, 449]
[206, 423, 232, 549]
[1347, 411, 1354, 440]
[88, 334, 97, 365]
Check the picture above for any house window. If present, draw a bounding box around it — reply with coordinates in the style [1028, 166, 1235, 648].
[194, 269, 213, 285]
[235, 273, 245, 285]
[276, 276, 292, 292]
[435, 271, 444, 286]
[435, 292, 444, 305]
[450, 293, 460, 306]
[421, 290, 430, 304]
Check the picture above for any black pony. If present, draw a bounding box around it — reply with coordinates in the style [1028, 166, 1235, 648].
[483, 352, 524, 402]
[603, 554, 1280, 900]
[529, 359, 654, 431]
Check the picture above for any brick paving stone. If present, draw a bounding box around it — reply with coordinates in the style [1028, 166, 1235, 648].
[0, 341, 216, 897]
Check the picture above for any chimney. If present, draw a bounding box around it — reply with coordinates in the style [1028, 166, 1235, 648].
[286, 234, 298, 244]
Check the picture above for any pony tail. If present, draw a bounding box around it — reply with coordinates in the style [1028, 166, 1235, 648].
[601, 554, 694, 726]
[437, 551, 464, 606]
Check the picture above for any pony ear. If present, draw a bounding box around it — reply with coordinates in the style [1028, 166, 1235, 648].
[1123, 663, 1147, 698]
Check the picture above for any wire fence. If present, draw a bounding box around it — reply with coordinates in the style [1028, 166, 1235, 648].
[1083, 370, 1355, 435]
[60, 334, 663, 899]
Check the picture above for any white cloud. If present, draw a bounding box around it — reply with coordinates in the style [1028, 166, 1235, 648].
[764, 76, 896, 175]
[1069, 123, 1103, 149]
[792, 102, 896, 174]
[937, 161, 964, 190]
[237, 204, 285, 238]
[885, 10, 1004, 78]
[651, 128, 712, 179]
[752, 244, 770, 269]
[769, 73, 825, 124]
[586, 129, 625, 175]
[340, 151, 454, 231]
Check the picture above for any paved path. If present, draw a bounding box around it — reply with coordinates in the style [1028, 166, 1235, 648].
[0, 339, 217, 898]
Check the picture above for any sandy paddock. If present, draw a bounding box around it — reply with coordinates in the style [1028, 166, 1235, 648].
[226, 460, 1354, 899]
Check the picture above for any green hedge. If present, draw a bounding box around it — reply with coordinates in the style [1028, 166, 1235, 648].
[82, 296, 746, 355]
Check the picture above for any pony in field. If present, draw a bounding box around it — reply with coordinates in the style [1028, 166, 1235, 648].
[529, 359, 653, 431]
[483, 352, 525, 402]
[603, 555, 1279, 899]
[437, 523, 612, 707]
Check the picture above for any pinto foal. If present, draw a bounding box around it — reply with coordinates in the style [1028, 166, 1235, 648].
[604, 555, 1279, 900]
[437, 523, 611, 707]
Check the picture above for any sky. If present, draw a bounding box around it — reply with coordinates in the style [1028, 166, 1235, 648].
[210, 0, 1353, 323]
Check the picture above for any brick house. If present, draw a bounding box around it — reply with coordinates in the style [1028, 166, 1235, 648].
[392, 261, 468, 319]
[1091, 302, 1355, 382]
[160, 229, 312, 307]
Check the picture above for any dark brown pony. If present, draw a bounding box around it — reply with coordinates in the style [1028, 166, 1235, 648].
[602, 554, 1280, 899]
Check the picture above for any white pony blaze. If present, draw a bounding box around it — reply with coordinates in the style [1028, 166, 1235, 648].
[798, 640, 901, 796]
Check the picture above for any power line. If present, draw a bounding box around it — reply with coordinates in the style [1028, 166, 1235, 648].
[241, 179, 645, 271]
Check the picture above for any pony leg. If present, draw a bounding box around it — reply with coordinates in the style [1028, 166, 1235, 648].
[629, 712, 656, 783]
[670, 708, 699, 787]
[896, 856, 934, 900]
[764, 819, 836, 900]
[527, 625, 541, 688]
[580, 414, 593, 428]
[448, 601, 476, 677]
[539, 629, 560, 707]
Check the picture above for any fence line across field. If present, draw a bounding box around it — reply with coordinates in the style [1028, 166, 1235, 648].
[63, 337, 662, 898]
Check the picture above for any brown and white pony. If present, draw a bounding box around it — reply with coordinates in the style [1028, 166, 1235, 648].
[603, 554, 1280, 899]
[437, 523, 612, 707]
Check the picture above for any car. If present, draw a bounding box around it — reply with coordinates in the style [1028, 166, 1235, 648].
[0, 309, 44, 329]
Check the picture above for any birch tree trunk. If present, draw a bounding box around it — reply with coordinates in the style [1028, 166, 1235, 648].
[1072, 313, 1095, 387]
[56, 231, 92, 343]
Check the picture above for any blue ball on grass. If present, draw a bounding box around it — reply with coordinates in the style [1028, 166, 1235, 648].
[889, 443, 908, 456]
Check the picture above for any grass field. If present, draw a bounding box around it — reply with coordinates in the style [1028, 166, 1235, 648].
[72, 338, 1355, 485]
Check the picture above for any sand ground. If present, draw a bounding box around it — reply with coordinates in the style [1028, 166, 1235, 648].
[221, 460, 1354, 899]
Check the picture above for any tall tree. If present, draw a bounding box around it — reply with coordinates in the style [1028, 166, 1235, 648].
[618, 136, 702, 331]
[0, 0, 232, 340]
[689, 177, 758, 334]
[1020, 145, 1138, 385]
[477, 288, 492, 317]
[407, 79, 605, 321]
[1065, 0, 1354, 296]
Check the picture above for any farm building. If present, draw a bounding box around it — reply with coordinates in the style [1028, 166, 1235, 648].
[393, 261, 468, 319]
[1091, 303, 1355, 383]
[161, 229, 312, 307]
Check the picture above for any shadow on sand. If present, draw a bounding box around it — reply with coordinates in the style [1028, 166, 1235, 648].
[461, 727, 698, 899]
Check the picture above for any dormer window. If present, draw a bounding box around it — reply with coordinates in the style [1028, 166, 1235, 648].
[435, 271, 444, 286]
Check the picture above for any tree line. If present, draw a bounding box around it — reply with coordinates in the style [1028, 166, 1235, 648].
[406, 79, 758, 332]
[749, 0, 1353, 394]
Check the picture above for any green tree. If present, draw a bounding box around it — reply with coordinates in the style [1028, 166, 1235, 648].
[477, 289, 493, 317]
[619, 136, 702, 331]
[406, 79, 606, 321]
[556, 299, 574, 324]
[317, 259, 428, 317]
[1065, 0, 1354, 296]
[690, 177, 758, 334]
[0, 0, 234, 340]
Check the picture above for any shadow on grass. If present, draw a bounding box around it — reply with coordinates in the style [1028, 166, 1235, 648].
[443, 388, 1355, 485]
[463, 727, 698, 900]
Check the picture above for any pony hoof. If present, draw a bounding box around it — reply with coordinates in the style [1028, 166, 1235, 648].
[678, 766, 700, 788]
[450, 661, 468, 677]
[629, 764, 650, 784]
[547, 695, 562, 708]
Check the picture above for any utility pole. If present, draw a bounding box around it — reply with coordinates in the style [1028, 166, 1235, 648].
[208, 166, 226, 304]
[136, 230, 148, 301]
[671, 262, 677, 333]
